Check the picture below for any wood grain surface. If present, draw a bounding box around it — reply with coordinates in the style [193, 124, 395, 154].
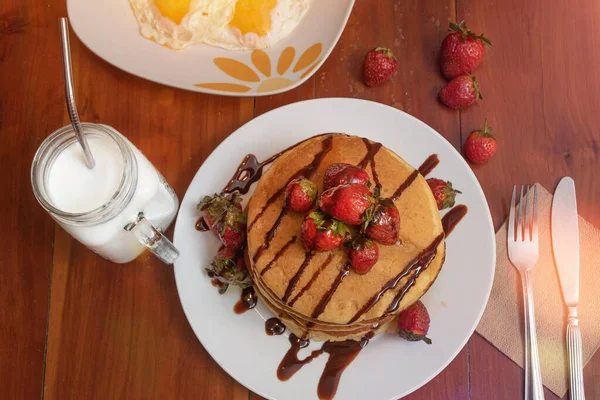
[1, 0, 599, 399]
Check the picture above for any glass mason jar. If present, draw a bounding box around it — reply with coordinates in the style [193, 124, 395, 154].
[31, 123, 180, 264]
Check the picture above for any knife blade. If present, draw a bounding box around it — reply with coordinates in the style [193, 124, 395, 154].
[551, 177, 585, 400]
[551, 177, 580, 307]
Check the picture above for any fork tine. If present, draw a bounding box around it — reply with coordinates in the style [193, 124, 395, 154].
[532, 185, 539, 241]
[508, 185, 516, 242]
[517, 185, 524, 241]
[524, 185, 531, 241]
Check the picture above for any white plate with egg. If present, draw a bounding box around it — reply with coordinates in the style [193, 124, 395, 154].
[173, 98, 496, 399]
[67, 0, 354, 96]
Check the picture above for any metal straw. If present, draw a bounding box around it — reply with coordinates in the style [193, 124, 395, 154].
[59, 18, 95, 169]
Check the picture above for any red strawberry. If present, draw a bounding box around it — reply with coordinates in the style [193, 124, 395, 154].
[365, 198, 400, 245]
[285, 178, 317, 213]
[301, 212, 351, 252]
[216, 246, 237, 260]
[349, 238, 379, 274]
[198, 192, 247, 249]
[464, 118, 497, 164]
[396, 300, 432, 344]
[323, 163, 371, 190]
[440, 21, 492, 79]
[319, 184, 375, 226]
[439, 74, 482, 109]
[208, 246, 251, 294]
[363, 47, 398, 87]
[426, 178, 461, 210]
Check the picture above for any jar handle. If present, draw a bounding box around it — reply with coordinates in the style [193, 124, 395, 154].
[124, 212, 179, 264]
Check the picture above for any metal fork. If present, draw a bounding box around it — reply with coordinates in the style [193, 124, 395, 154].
[508, 185, 544, 400]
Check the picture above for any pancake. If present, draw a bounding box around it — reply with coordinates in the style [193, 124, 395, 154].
[246, 134, 445, 341]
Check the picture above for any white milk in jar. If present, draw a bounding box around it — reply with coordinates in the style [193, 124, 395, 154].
[32, 124, 179, 264]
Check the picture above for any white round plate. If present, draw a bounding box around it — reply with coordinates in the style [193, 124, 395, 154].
[173, 98, 496, 400]
[67, 0, 354, 97]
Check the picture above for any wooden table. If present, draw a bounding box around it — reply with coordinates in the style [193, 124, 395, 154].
[2, 0, 600, 399]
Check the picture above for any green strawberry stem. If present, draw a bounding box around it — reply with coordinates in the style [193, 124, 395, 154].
[448, 20, 493, 46]
[478, 118, 495, 138]
[471, 75, 483, 100]
[374, 47, 396, 61]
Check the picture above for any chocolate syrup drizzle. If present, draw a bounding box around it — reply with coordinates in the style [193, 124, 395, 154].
[252, 208, 288, 263]
[348, 233, 445, 323]
[222, 133, 330, 196]
[265, 317, 286, 336]
[385, 233, 445, 314]
[288, 253, 335, 306]
[233, 287, 258, 314]
[311, 265, 350, 319]
[418, 154, 440, 177]
[260, 236, 297, 276]
[282, 252, 315, 303]
[442, 205, 468, 236]
[248, 135, 334, 231]
[277, 334, 370, 400]
[391, 170, 419, 200]
[358, 138, 383, 188]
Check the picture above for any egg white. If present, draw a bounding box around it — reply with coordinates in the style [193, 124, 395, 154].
[129, 0, 309, 50]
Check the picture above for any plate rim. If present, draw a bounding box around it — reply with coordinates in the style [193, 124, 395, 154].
[66, 0, 356, 97]
[173, 97, 497, 399]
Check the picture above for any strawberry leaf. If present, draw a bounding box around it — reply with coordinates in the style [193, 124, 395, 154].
[331, 219, 351, 238]
[218, 283, 229, 295]
[478, 34, 493, 46]
[374, 47, 397, 61]
[448, 20, 492, 46]
[299, 179, 317, 199]
[471, 75, 483, 100]
[361, 205, 375, 233]
[373, 186, 381, 199]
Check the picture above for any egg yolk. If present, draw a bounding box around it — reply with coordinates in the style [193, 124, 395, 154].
[153, 0, 191, 24]
[229, 0, 277, 36]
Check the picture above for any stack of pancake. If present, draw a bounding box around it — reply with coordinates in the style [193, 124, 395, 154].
[246, 134, 445, 342]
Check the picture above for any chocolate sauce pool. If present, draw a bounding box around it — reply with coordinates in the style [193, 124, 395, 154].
[277, 334, 370, 400]
[233, 287, 257, 314]
[265, 318, 286, 336]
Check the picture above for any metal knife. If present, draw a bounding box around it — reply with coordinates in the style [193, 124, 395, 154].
[551, 177, 585, 399]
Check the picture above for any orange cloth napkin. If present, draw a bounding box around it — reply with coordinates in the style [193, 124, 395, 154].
[476, 183, 600, 397]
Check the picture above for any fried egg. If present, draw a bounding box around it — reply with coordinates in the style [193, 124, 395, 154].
[129, 0, 309, 50]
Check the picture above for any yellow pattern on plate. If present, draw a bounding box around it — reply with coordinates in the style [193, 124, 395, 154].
[196, 43, 323, 94]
